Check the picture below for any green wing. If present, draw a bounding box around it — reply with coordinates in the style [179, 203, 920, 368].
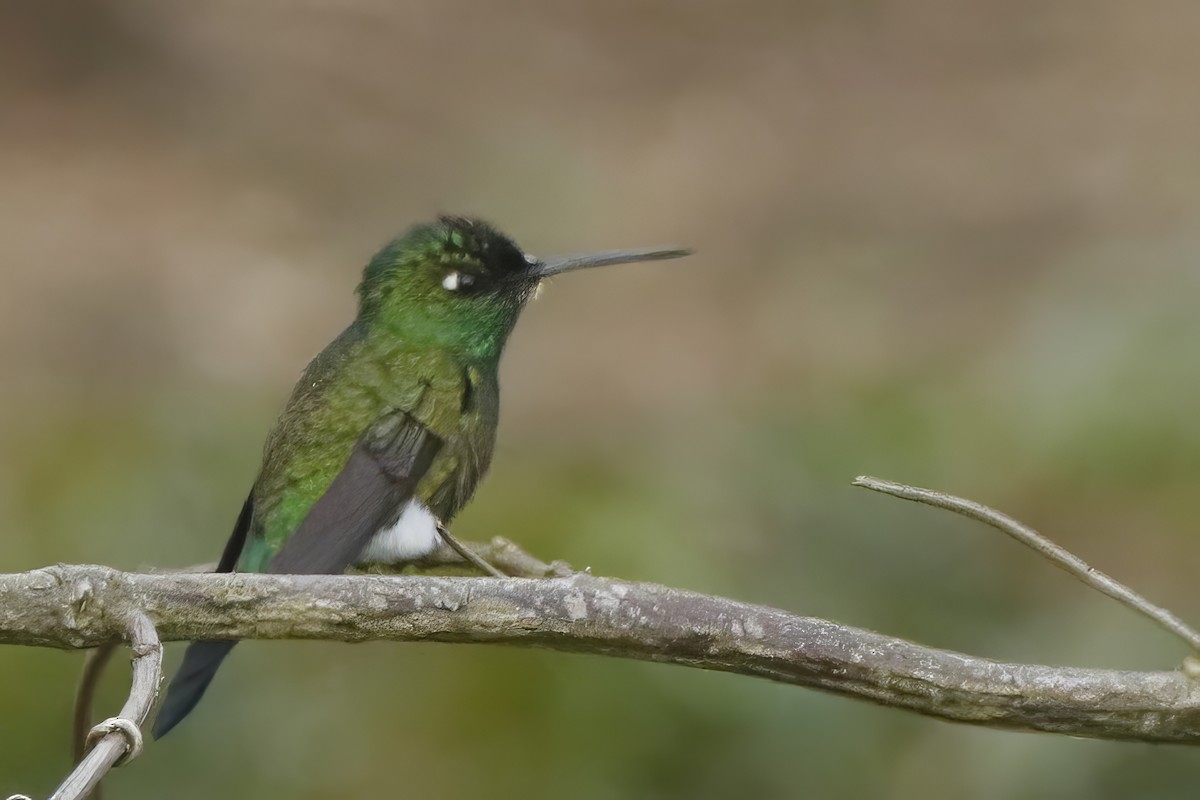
[268, 409, 441, 575]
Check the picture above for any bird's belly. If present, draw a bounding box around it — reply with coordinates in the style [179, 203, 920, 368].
[358, 500, 440, 563]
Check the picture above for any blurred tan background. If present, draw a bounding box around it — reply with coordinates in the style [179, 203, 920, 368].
[4, 1, 1200, 797]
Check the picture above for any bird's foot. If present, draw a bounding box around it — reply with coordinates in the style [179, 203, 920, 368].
[361, 534, 572, 578]
[436, 524, 506, 577]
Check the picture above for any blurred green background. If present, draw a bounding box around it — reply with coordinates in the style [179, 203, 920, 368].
[4, 1, 1200, 797]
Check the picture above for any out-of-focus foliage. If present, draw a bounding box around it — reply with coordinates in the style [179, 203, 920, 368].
[4, 2, 1200, 797]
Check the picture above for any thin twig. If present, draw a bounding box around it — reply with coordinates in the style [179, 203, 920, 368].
[49, 612, 162, 800]
[72, 643, 117, 764]
[852, 475, 1200, 653]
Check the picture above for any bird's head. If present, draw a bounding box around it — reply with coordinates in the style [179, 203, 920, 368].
[356, 216, 689, 359]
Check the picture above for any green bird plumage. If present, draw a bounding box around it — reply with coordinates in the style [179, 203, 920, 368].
[153, 216, 689, 737]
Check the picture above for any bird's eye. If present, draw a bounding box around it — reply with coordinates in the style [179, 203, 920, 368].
[442, 271, 475, 292]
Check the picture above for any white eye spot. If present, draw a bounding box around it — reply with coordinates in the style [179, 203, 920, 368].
[442, 271, 475, 292]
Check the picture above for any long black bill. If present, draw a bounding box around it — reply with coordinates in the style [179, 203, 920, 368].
[530, 247, 692, 278]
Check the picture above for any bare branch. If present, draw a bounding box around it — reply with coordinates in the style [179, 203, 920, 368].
[853, 476, 1200, 652]
[48, 612, 162, 800]
[4, 565, 1200, 745]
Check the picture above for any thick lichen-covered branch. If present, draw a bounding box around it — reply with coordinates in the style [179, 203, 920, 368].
[4, 563, 1200, 744]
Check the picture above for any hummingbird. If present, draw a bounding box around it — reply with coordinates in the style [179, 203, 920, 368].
[151, 216, 690, 738]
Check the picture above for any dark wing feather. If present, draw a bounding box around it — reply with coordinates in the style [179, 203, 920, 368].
[268, 411, 440, 575]
[153, 412, 439, 738]
[216, 490, 255, 573]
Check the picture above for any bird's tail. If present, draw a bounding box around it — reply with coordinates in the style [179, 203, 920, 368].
[152, 640, 237, 738]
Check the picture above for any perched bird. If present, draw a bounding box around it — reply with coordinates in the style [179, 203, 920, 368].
[152, 216, 690, 737]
